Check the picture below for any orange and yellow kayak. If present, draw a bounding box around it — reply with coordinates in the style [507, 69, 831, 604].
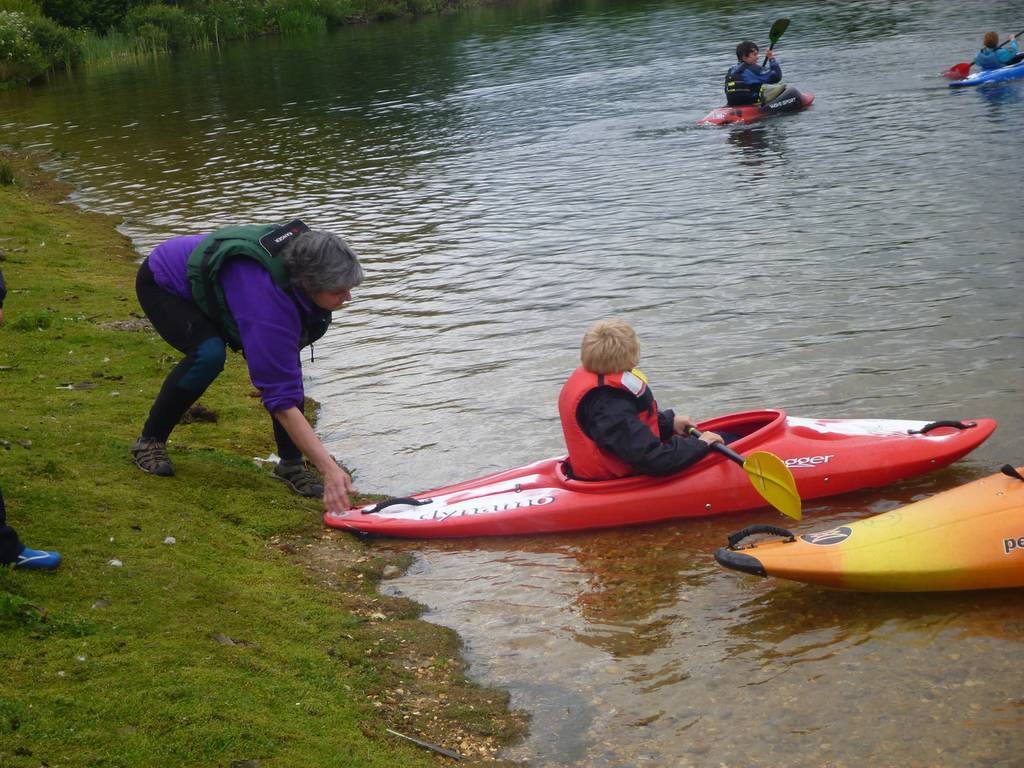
[715, 466, 1024, 592]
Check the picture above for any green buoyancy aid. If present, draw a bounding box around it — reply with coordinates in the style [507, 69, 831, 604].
[186, 220, 325, 351]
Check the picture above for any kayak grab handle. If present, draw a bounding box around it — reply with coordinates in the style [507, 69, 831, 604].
[363, 497, 433, 515]
[727, 525, 796, 549]
[908, 420, 976, 434]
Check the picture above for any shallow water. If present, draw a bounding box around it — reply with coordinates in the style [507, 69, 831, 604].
[2, 0, 1022, 763]
[382, 470, 1024, 766]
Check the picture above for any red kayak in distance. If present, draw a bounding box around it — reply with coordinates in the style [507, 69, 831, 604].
[699, 87, 815, 126]
[325, 409, 996, 539]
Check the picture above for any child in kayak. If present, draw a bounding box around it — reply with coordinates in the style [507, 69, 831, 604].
[558, 319, 723, 481]
[976, 31, 1023, 69]
[725, 40, 785, 105]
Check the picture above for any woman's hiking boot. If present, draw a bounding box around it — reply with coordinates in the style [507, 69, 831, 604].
[131, 437, 175, 476]
[272, 460, 324, 498]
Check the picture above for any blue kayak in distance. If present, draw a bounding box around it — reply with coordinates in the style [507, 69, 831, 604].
[949, 61, 1024, 88]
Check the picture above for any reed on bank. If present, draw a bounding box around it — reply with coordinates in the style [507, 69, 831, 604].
[0, 0, 481, 88]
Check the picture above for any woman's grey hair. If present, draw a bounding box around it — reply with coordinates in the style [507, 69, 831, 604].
[282, 231, 364, 294]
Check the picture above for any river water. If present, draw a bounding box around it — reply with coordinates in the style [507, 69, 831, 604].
[2, 0, 1022, 764]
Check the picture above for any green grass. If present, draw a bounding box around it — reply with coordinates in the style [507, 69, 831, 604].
[0, 152, 524, 766]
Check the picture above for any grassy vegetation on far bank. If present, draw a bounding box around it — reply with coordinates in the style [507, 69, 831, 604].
[0, 0, 485, 89]
[0, 150, 526, 766]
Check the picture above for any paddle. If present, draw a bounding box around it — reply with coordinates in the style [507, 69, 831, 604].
[687, 427, 802, 520]
[944, 28, 1024, 79]
[763, 18, 790, 67]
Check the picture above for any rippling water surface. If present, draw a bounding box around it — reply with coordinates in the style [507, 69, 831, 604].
[2, 0, 1021, 763]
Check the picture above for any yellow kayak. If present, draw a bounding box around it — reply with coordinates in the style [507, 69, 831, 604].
[715, 466, 1024, 592]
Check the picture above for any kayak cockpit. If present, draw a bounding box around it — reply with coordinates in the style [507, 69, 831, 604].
[555, 409, 787, 491]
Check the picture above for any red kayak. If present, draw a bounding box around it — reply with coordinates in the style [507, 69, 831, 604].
[699, 87, 815, 126]
[325, 409, 996, 538]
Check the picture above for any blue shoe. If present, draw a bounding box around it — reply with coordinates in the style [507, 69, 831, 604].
[15, 547, 62, 570]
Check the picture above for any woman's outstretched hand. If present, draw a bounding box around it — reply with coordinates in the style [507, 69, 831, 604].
[323, 464, 354, 513]
[271, 407, 356, 513]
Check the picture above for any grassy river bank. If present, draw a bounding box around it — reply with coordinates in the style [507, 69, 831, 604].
[0, 150, 526, 766]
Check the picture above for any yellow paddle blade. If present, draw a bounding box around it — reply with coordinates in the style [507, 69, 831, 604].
[742, 451, 802, 520]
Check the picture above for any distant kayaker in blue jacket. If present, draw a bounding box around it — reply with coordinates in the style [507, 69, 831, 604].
[975, 31, 1023, 70]
[725, 40, 785, 106]
[131, 221, 363, 514]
